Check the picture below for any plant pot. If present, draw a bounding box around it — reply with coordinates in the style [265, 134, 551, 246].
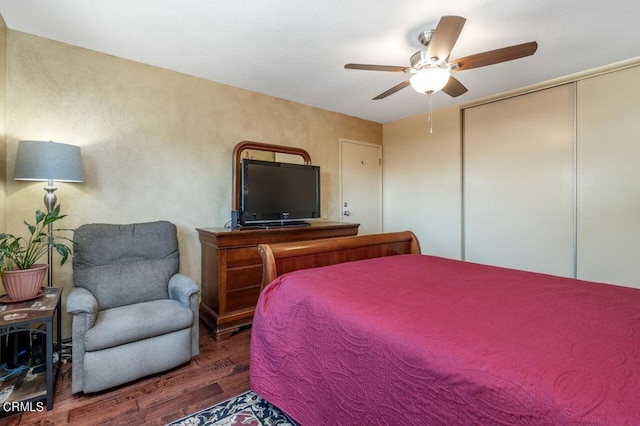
[1, 264, 47, 302]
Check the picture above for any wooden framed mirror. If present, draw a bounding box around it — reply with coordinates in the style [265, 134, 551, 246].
[232, 141, 312, 210]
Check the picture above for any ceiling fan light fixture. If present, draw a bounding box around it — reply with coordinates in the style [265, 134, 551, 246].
[409, 66, 450, 94]
[345, 15, 537, 102]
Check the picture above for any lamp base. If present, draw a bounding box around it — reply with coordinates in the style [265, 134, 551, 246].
[43, 182, 57, 213]
[43, 181, 56, 287]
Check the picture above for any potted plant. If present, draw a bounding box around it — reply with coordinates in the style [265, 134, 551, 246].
[0, 204, 73, 301]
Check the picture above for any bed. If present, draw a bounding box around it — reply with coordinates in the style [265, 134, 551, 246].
[249, 231, 640, 425]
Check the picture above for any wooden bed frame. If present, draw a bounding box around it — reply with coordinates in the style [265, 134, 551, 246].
[258, 231, 421, 288]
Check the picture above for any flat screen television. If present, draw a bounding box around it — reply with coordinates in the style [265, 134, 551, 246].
[239, 159, 321, 227]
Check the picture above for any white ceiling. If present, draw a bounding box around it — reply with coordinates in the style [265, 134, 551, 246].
[1, 0, 640, 123]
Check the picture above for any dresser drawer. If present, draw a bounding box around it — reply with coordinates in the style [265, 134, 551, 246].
[226, 286, 261, 312]
[226, 265, 263, 291]
[225, 246, 261, 268]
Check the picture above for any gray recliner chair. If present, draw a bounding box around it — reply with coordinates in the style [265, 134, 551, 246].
[66, 221, 200, 394]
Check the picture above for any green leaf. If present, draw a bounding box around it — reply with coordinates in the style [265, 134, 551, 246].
[35, 210, 46, 223]
[0, 206, 74, 270]
[25, 222, 36, 235]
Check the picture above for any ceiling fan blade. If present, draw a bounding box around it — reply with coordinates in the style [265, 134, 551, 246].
[345, 63, 410, 72]
[426, 16, 467, 62]
[450, 41, 538, 71]
[441, 75, 468, 97]
[373, 80, 410, 100]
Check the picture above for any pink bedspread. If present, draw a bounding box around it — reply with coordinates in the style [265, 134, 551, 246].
[249, 254, 640, 425]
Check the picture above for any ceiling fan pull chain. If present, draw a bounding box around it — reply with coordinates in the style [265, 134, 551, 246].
[428, 92, 434, 134]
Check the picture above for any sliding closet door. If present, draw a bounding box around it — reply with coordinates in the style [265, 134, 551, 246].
[463, 84, 575, 276]
[576, 66, 640, 288]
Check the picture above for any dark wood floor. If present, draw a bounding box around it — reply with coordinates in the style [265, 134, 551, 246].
[1, 326, 252, 425]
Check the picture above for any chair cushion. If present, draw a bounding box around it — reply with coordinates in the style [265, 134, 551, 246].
[73, 221, 179, 309]
[84, 299, 193, 352]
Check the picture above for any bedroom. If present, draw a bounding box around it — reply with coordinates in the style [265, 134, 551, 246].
[1, 0, 639, 424]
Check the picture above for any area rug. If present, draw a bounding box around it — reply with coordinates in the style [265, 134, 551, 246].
[167, 390, 297, 426]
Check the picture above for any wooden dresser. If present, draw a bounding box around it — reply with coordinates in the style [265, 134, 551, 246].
[197, 221, 359, 340]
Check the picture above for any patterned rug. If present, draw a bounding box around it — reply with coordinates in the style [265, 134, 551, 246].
[167, 390, 297, 426]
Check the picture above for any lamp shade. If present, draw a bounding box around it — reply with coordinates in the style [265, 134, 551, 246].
[409, 67, 451, 94]
[14, 140, 84, 182]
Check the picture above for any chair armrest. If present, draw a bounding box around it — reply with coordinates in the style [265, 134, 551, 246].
[168, 273, 200, 307]
[66, 287, 98, 315]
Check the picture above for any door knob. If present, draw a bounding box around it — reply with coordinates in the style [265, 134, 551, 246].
[343, 210, 351, 216]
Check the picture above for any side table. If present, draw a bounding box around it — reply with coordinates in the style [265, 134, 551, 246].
[0, 287, 62, 412]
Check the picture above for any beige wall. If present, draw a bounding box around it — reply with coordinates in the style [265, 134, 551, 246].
[382, 105, 462, 259]
[4, 30, 381, 334]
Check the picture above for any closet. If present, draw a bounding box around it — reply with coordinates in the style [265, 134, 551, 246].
[463, 84, 575, 277]
[462, 65, 640, 288]
[575, 66, 640, 286]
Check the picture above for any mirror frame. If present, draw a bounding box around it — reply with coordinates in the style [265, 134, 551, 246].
[232, 141, 312, 210]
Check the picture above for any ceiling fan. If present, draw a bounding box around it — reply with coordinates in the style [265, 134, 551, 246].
[345, 16, 538, 100]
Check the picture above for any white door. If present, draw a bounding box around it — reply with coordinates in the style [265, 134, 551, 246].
[576, 66, 640, 288]
[340, 139, 382, 235]
[463, 84, 575, 277]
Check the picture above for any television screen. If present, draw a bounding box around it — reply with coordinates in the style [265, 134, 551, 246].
[240, 159, 321, 226]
